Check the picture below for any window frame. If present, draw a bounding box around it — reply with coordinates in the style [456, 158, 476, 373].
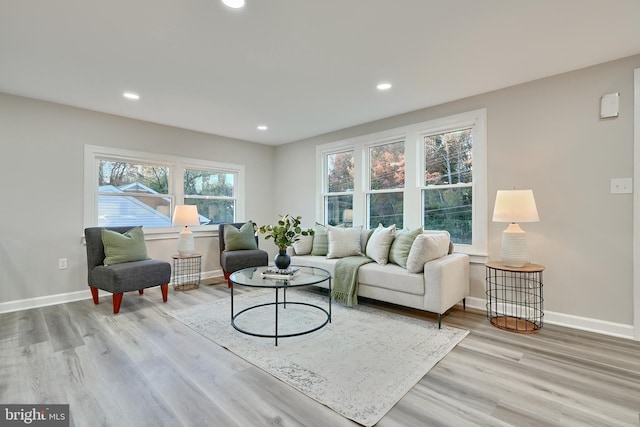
[321, 148, 355, 226]
[84, 145, 245, 236]
[365, 138, 406, 229]
[316, 109, 487, 261]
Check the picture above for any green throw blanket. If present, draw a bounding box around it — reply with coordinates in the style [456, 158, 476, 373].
[332, 256, 373, 306]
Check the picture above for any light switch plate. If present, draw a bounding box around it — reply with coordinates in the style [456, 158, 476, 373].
[610, 178, 632, 194]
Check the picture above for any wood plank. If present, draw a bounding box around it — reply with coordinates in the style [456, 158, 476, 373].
[1, 281, 639, 426]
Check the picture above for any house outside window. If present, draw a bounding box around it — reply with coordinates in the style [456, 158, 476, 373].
[316, 109, 487, 260]
[184, 168, 237, 225]
[97, 159, 172, 227]
[84, 145, 245, 232]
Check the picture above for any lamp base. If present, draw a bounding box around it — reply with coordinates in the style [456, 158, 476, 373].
[500, 223, 529, 267]
[177, 227, 195, 256]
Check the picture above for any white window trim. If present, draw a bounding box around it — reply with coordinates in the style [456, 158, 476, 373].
[84, 144, 245, 238]
[316, 109, 487, 261]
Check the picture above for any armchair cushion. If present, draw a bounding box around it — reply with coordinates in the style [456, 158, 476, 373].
[91, 259, 171, 294]
[223, 222, 258, 251]
[101, 226, 150, 266]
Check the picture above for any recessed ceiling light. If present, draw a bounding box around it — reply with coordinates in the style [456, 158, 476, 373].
[257, 125, 268, 131]
[123, 92, 140, 100]
[376, 83, 392, 91]
[222, 0, 245, 8]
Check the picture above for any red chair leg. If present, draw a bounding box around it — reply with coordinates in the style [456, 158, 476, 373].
[112, 293, 124, 314]
[224, 271, 232, 288]
[161, 284, 168, 302]
[138, 289, 144, 295]
[90, 287, 99, 305]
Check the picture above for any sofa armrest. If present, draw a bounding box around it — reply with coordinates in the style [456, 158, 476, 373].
[422, 253, 470, 315]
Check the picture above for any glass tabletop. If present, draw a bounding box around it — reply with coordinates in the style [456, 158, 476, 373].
[230, 265, 331, 288]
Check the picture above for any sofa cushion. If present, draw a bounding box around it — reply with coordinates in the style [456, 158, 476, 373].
[327, 225, 363, 258]
[406, 231, 451, 273]
[388, 227, 422, 268]
[292, 233, 314, 255]
[289, 255, 337, 278]
[224, 222, 258, 251]
[311, 223, 328, 256]
[365, 224, 396, 265]
[358, 262, 425, 295]
[101, 226, 150, 266]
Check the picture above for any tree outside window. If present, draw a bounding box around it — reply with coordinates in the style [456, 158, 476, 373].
[184, 169, 236, 224]
[423, 129, 473, 244]
[368, 141, 404, 228]
[325, 151, 354, 226]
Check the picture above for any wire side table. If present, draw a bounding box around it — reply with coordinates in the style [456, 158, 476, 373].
[485, 262, 544, 334]
[171, 254, 202, 291]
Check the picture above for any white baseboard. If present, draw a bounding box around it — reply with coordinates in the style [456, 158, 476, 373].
[1, 284, 635, 340]
[0, 269, 224, 315]
[464, 296, 635, 340]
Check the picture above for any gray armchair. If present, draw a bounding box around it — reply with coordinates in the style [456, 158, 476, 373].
[219, 222, 269, 287]
[84, 226, 171, 314]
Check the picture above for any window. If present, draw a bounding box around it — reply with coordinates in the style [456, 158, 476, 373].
[97, 159, 172, 227]
[84, 145, 245, 231]
[317, 109, 487, 259]
[184, 168, 237, 225]
[422, 128, 473, 244]
[323, 150, 354, 226]
[367, 140, 405, 228]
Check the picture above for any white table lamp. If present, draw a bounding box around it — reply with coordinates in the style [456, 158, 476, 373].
[492, 189, 539, 267]
[173, 205, 200, 256]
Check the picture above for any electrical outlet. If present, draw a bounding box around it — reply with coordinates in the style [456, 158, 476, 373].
[58, 258, 68, 270]
[610, 178, 633, 194]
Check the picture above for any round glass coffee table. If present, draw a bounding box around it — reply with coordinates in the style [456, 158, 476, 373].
[229, 265, 332, 346]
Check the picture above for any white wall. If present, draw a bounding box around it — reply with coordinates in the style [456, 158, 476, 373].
[0, 93, 275, 307]
[275, 54, 640, 335]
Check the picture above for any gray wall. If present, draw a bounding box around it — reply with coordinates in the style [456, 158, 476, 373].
[275, 54, 640, 328]
[2, 53, 638, 333]
[0, 93, 275, 305]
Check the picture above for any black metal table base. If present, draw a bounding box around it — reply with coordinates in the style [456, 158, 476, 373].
[231, 285, 332, 346]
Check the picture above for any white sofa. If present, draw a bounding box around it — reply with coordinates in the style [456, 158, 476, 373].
[290, 227, 470, 328]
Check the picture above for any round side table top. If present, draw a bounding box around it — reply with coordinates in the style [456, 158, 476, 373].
[485, 261, 545, 272]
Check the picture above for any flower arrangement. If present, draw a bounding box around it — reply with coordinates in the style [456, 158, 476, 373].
[255, 214, 314, 250]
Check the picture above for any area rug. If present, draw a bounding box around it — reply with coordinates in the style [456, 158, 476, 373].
[167, 289, 468, 426]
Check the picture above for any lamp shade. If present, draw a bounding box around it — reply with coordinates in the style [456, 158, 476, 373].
[172, 205, 199, 227]
[492, 190, 539, 223]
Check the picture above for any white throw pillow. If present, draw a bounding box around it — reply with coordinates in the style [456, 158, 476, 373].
[406, 231, 451, 273]
[365, 224, 396, 265]
[326, 226, 363, 259]
[292, 233, 313, 255]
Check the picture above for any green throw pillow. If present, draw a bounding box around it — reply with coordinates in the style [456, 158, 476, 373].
[224, 222, 258, 251]
[102, 226, 150, 266]
[388, 227, 422, 268]
[311, 223, 328, 256]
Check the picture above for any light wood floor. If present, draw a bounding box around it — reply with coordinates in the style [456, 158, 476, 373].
[1, 279, 639, 427]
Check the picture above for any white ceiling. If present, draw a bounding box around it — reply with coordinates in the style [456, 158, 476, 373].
[1, 0, 640, 145]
